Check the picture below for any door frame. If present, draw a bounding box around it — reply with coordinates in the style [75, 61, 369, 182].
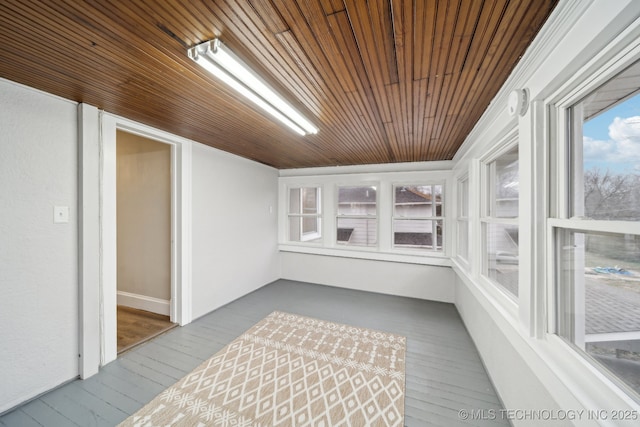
[99, 113, 192, 365]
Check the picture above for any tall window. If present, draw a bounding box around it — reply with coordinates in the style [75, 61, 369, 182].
[456, 176, 470, 263]
[482, 145, 519, 298]
[392, 184, 443, 251]
[337, 186, 377, 247]
[288, 187, 321, 243]
[556, 60, 640, 397]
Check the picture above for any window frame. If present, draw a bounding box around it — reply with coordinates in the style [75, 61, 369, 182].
[278, 171, 452, 266]
[391, 182, 445, 252]
[548, 45, 640, 404]
[456, 174, 470, 267]
[286, 186, 323, 244]
[479, 138, 520, 302]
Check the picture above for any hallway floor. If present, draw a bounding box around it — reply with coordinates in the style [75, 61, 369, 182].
[117, 306, 175, 354]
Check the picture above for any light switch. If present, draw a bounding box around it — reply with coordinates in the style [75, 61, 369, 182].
[54, 206, 69, 223]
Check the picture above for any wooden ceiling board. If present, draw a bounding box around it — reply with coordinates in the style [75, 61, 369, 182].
[0, 0, 558, 169]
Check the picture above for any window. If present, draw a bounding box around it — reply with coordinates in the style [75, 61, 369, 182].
[337, 185, 377, 247]
[556, 60, 640, 397]
[456, 176, 470, 263]
[288, 187, 321, 243]
[392, 184, 443, 251]
[482, 145, 519, 297]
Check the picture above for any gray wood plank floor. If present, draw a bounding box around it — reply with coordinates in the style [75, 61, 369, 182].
[1, 279, 509, 426]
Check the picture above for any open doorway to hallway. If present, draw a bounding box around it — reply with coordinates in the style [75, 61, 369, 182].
[116, 130, 176, 352]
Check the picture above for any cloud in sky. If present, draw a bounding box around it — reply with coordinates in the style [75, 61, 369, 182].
[584, 116, 640, 167]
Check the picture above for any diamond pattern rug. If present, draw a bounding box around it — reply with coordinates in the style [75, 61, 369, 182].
[119, 311, 406, 426]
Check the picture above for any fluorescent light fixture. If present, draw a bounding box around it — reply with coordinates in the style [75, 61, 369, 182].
[188, 39, 318, 135]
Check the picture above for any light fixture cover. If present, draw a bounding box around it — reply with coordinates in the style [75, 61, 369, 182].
[188, 39, 318, 135]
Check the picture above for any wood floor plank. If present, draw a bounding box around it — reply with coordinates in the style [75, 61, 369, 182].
[108, 365, 167, 397]
[0, 409, 41, 427]
[122, 351, 188, 381]
[1, 279, 507, 426]
[39, 389, 110, 427]
[114, 357, 179, 388]
[54, 384, 127, 425]
[92, 368, 162, 404]
[19, 399, 79, 427]
[67, 380, 140, 418]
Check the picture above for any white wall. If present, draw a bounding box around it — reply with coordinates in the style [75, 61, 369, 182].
[282, 252, 454, 302]
[0, 80, 79, 413]
[191, 143, 280, 320]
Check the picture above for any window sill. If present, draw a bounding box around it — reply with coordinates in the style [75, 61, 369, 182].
[278, 243, 451, 266]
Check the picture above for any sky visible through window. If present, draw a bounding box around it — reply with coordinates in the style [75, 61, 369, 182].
[583, 94, 640, 173]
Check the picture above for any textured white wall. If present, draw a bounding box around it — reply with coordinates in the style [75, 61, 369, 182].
[281, 252, 455, 303]
[191, 143, 280, 320]
[0, 80, 79, 412]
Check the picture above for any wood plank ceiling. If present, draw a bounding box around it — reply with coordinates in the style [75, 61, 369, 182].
[0, 0, 557, 169]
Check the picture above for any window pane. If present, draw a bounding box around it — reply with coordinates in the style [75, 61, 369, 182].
[302, 217, 318, 234]
[394, 185, 442, 217]
[338, 186, 377, 215]
[393, 219, 442, 250]
[573, 63, 640, 220]
[458, 221, 469, 260]
[459, 179, 469, 218]
[557, 230, 640, 395]
[394, 185, 430, 217]
[434, 185, 443, 217]
[288, 217, 321, 243]
[486, 223, 519, 296]
[336, 217, 377, 246]
[289, 187, 320, 215]
[491, 147, 519, 218]
[457, 220, 469, 261]
[302, 187, 319, 214]
[289, 188, 301, 214]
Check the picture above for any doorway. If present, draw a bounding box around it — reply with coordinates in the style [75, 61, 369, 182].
[116, 131, 176, 352]
[94, 113, 193, 368]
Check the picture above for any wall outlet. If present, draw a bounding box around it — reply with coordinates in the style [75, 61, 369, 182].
[54, 206, 69, 223]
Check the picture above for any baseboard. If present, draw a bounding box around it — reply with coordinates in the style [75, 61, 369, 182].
[117, 291, 170, 316]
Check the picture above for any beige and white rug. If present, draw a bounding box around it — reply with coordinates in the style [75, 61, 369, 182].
[119, 311, 406, 426]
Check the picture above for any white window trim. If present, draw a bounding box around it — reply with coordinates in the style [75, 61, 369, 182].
[278, 170, 452, 266]
[478, 132, 520, 307]
[286, 186, 323, 243]
[455, 173, 470, 267]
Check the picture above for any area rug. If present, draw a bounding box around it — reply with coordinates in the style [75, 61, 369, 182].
[119, 311, 406, 426]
